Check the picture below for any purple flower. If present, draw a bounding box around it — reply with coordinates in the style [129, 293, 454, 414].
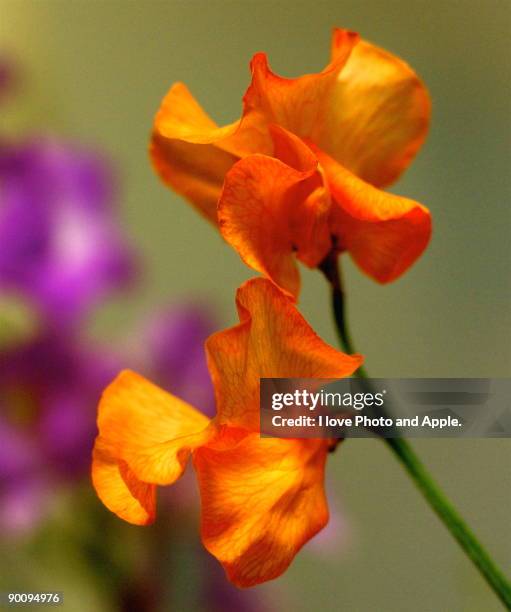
[0, 138, 136, 326]
[0, 332, 120, 474]
[0, 331, 120, 531]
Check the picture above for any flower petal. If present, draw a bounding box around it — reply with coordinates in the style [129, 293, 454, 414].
[243, 30, 359, 139]
[205, 278, 363, 430]
[150, 131, 239, 224]
[270, 126, 332, 268]
[0, 139, 136, 325]
[150, 83, 272, 223]
[218, 154, 306, 297]
[194, 434, 330, 587]
[94, 369, 211, 487]
[92, 437, 156, 525]
[153, 83, 239, 144]
[219, 127, 332, 296]
[316, 147, 432, 283]
[313, 33, 431, 187]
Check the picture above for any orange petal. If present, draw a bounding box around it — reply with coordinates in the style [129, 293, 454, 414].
[154, 82, 239, 144]
[312, 32, 431, 187]
[92, 437, 156, 525]
[194, 434, 330, 587]
[205, 278, 363, 431]
[150, 83, 272, 223]
[92, 370, 212, 523]
[150, 132, 238, 224]
[315, 147, 432, 283]
[219, 127, 332, 296]
[270, 126, 333, 268]
[150, 30, 356, 222]
[243, 30, 359, 140]
[219, 154, 306, 297]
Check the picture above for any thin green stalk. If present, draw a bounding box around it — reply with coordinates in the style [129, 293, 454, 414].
[320, 252, 511, 610]
[318, 251, 368, 378]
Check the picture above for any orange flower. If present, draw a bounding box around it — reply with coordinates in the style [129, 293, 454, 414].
[151, 28, 432, 296]
[92, 278, 363, 586]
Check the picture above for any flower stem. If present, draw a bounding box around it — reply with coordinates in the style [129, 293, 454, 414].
[319, 252, 511, 609]
[319, 250, 367, 377]
[386, 436, 511, 609]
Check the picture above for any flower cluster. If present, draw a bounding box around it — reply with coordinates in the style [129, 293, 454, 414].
[93, 28, 431, 587]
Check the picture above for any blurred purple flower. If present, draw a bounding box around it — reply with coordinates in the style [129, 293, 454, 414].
[0, 331, 120, 532]
[0, 138, 136, 326]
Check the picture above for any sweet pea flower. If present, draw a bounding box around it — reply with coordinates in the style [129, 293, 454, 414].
[0, 138, 136, 325]
[92, 278, 363, 587]
[151, 28, 431, 296]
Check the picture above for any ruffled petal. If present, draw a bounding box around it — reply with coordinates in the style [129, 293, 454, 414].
[153, 83, 240, 144]
[92, 437, 156, 525]
[313, 32, 431, 187]
[270, 126, 332, 268]
[219, 126, 331, 296]
[151, 29, 429, 228]
[316, 147, 432, 283]
[150, 131, 238, 224]
[194, 434, 330, 587]
[149, 31, 357, 222]
[92, 370, 212, 523]
[219, 154, 306, 297]
[243, 30, 359, 139]
[150, 83, 272, 223]
[205, 278, 363, 430]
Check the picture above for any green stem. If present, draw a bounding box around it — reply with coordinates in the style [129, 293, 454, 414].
[319, 250, 368, 378]
[387, 436, 511, 609]
[320, 252, 511, 610]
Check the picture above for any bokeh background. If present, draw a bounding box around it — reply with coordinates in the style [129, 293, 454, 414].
[1, 1, 510, 611]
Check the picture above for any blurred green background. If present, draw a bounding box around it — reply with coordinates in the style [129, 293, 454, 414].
[1, 1, 510, 611]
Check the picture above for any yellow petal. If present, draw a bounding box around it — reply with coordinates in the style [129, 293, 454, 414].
[97, 370, 211, 484]
[92, 437, 156, 525]
[150, 131, 238, 224]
